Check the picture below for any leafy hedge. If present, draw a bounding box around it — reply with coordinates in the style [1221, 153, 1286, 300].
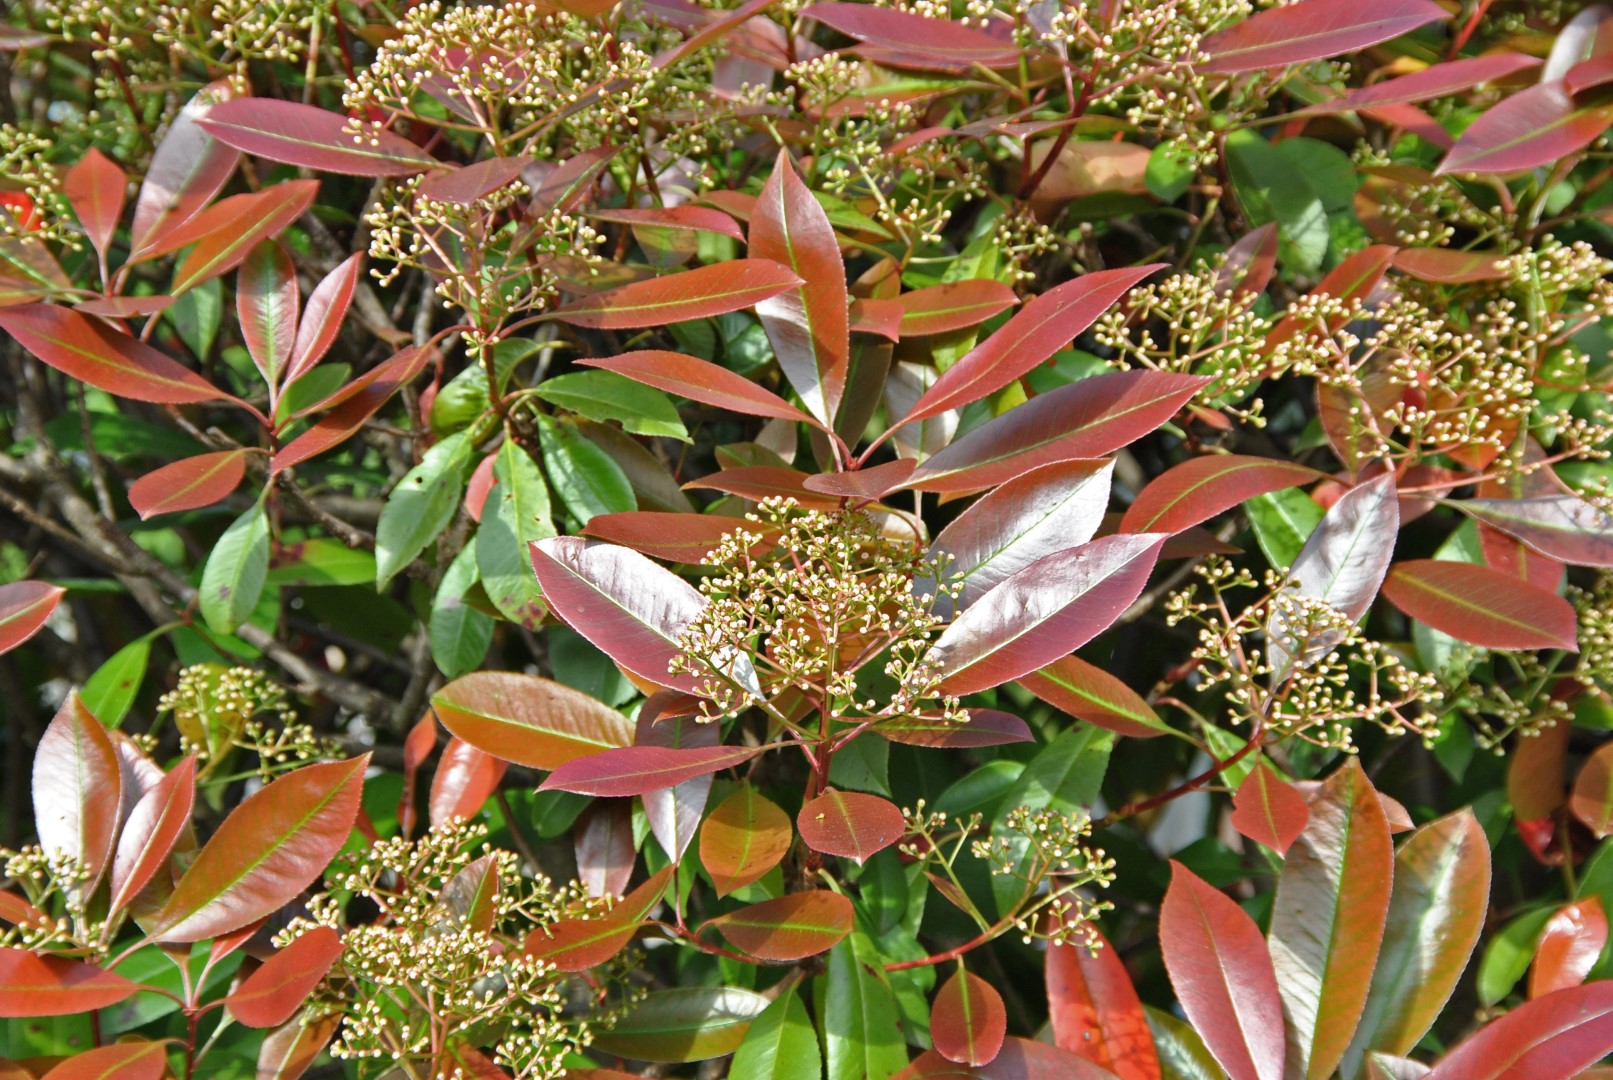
[4, 0, 1613, 1077]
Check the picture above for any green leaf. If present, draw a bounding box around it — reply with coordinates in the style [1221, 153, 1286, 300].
[538, 416, 635, 524]
[1277, 137, 1359, 215]
[1145, 1004, 1223, 1080]
[531, 370, 690, 441]
[1247, 487, 1325, 569]
[591, 987, 770, 1062]
[1224, 129, 1328, 275]
[476, 440, 553, 629]
[991, 726, 1114, 914]
[375, 429, 474, 588]
[265, 539, 375, 587]
[430, 543, 493, 679]
[1146, 141, 1197, 203]
[199, 503, 270, 634]
[732, 987, 821, 1080]
[79, 633, 154, 727]
[825, 933, 906, 1080]
[1477, 905, 1555, 1006]
[166, 276, 222, 361]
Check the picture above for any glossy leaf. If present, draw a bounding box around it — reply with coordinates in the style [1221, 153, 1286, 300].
[1438, 81, 1613, 175]
[108, 755, 196, 917]
[33, 694, 122, 892]
[751, 149, 850, 425]
[530, 370, 688, 441]
[1018, 654, 1172, 739]
[238, 240, 299, 386]
[417, 156, 531, 205]
[1311, 54, 1541, 112]
[1160, 861, 1286, 1080]
[923, 459, 1113, 614]
[0, 579, 65, 655]
[540, 744, 763, 797]
[637, 712, 716, 863]
[709, 890, 854, 961]
[897, 279, 1019, 337]
[428, 737, 507, 826]
[802, 3, 1022, 69]
[150, 755, 368, 941]
[933, 970, 1008, 1067]
[1231, 761, 1310, 856]
[38, 1040, 167, 1080]
[581, 350, 815, 425]
[198, 98, 439, 175]
[128, 449, 249, 519]
[0, 950, 140, 1017]
[1571, 743, 1613, 838]
[257, 1008, 340, 1080]
[525, 866, 673, 971]
[592, 986, 770, 1063]
[688, 465, 843, 510]
[0, 303, 230, 405]
[1381, 560, 1577, 651]
[903, 266, 1162, 425]
[876, 708, 1033, 748]
[802, 458, 920, 502]
[798, 788, 905, 863]
[1422, 982, 1613, 1080]
[476, 440, 555, 628]
[226, 926, 344, 1028]
[537, 414, 635, 523]
[271, 344, 431, 471]
[932, 534, 1165, 695]
[553, 259, 801, 328]
[730, 988, 822, 1080]
[1509, 717, 1571, 821]
[576, 800, 635, 898]
[1529, 898, 1607, 1000]
[165, 181, 322, 296]
[62, 148, 126, 261]
[1199, 0, 1447, 73]
[129, 80, 240, 256]
[1121, 456, 1324, 535]
[198, 502, 270, 635]
[908, 372, 1206, 494]
[826, 933, 908, 1080]
[1268, 471, 1399, 677]
[701, 783, 793, 896]
[897, 1038, 1134, 1079]
[1459, 495, 1613, 567]
[1393, 247, 1510, 285]
[583, 511, 764, 564]
[376, 429, 473, 587]
[431, 670, 633, 770]
[286, 253, 363, 385]
[1048, 924, 1161, 1080]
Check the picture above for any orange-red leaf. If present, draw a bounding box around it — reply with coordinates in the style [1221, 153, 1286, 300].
[524, 866, 673, 971]
[553, 259, 801, 329]
[1121, 455, 1324, 535]
[227, 926, 344, 1028]
[580, 350, 815, 425]
[108, 755, 196, 917]
[1572, 743, 1613, 838]
[32, 694, 122, 893]
[1047, 924, 1160, 1080]
[797, 789, 905, 864]
[700, 784, 793, 897]
[1530, 898, 1607, 1000]
[1017, 655, 1170, 739]
[540, 744, 764, 798]
[62, 148, 127, 261]
[1381, 559, 1578, 651]
[1231, 761, 1310, 856]
[0, 303, 230, 405]
[129, 450, 249, 519]
[39, 1040, 168, 1080]
[0, 579, 65, 655]
[0, 949, 140, 1017]
[1200, 0, 1446, 74]
[708, 890, 853, 961]
[428, 737, 508, 827]
[933, 970, 1008, 1067]
[431, 670, 634, 770]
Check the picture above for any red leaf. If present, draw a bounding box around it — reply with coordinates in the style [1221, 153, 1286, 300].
[38, 1040, 168, 1080]
[0, 579, 65, 655]
[1423, 982, 1613, 1080]
[849, 297, 905, 341]
[528, 145, 620, 215]
[164, 181, 320, 296]
[1510, 718, 1571, 821]
[583, 511, 775, 564]
[1459, 495, 1613, 568]
[1393, 247, 1510, 285]
[933, 534, 1165, 695]
[1199, 0, 1447, 74]
[1018, 654, 1171, 739]
[198, 98, 439, 176]
[0, 303, 231, 405]
[1381, 560, 1578, 651]
[271, 344, 431, 471]
[1310, 54, 1540, 112]
[227, 926, 344, 1028]
[429, 737, 508, 826]
[524, 865, 673, 971]
[1217, 223, 1279, 301]
[239, 240, 299, 386]
[1572, 743, 1613, 838]
[258, 1009, 340, 1080]
[580, 350, 816, 425]
[32, 694, 122, 892]
[1230, 761, 1310, 855]
[750, 150, 851, 425]
[802, 3, 1023, 69]
[1121, 455, 1324, 535]
[1529, 899, 1607, 1000]
[539, 744, 764, 797]
[897, 1037, 1130, 1079]
[0, 950, 140, 1017]
[530, 536, 723, 694]
[1160, 861, 1286, 1080]
[1438, 81, 1613, 175]
[701, 784, 793, 896]
[286, 253, 363, 385]
[128, 449, 249, 519]
[897, 279, 1020, 337]
[73, 295, 176, 319]
[797, 788, 905, 864]
[707, 890, 854, 961]
[129, 80, 240, 257]
[431, 670, 635, 770]
[876, 708, 1033, 748]
[62, 148, 127, 261]
[1047, 923, 1161, 1080]
[150, 755, 368, 942]
[933, 970, 1008, 1067]
[576, 800, 636, 898]
[591, 205, 745, 242]
[416, 156, 532, 205]
[1268, 245, 1398, 348]
[907, 372, 1207, 494]
[108, 755, 196, 917]
[902, 266, 1162, 425]
[552, 259, 802, 329]
[684, 465, 843, 509]
[802, 458, 919, 502]
[443, 855, 503, 934]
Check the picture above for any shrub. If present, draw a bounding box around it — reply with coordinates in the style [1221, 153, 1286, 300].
[3, 0, 1613, 1077]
